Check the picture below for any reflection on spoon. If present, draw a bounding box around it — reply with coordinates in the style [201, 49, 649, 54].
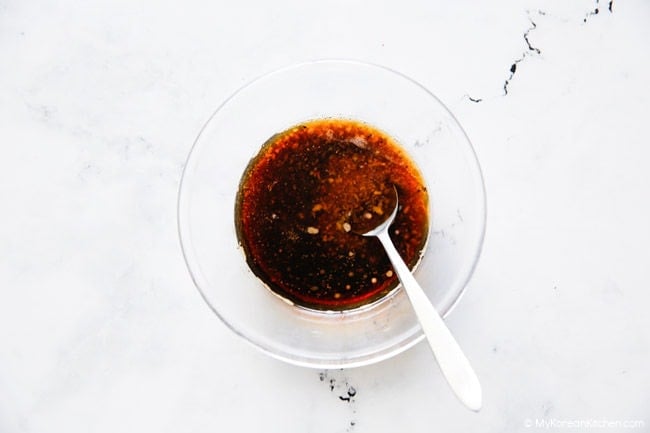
[353, 186, 482, 411]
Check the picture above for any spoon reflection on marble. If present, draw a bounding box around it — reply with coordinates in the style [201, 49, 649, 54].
[354, 187, 482, 411]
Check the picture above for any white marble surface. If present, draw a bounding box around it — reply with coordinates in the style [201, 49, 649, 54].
[1, 0, 649, 431]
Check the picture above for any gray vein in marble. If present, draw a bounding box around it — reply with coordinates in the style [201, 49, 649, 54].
[583, 0, 614, 22]
[583, 0, 601, 23]
[524, 17, 542, 55]
[503, 11, 543, 96]
[466, 10, 543, 102]
[318, 370, 359, 431]
[468, 2, 615, 103]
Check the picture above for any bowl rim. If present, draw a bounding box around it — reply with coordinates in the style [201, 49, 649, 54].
[177, 58, 487, 368]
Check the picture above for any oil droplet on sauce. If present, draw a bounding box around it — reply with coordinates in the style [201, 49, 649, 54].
[235, 118, 429, 311]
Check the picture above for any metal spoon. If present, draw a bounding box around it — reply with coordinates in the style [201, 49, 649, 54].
[358, 188, 482, 411]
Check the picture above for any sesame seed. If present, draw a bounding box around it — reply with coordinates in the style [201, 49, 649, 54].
[343, 222, 351, 232]
[307, 226, 319, 234]
[386, 270, 394, 277]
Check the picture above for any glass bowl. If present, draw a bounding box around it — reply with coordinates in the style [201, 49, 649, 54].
[177, 60, 486, 368]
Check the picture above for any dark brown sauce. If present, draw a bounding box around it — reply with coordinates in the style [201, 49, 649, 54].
[235, 119, 429, 310]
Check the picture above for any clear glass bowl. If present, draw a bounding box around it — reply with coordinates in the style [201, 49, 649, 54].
[177, 60, 486, 368]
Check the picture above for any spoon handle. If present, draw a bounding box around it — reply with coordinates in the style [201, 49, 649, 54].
[377, 230, 482, 411]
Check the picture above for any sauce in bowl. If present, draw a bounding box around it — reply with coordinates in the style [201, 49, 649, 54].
[235, 118, 429, 311]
